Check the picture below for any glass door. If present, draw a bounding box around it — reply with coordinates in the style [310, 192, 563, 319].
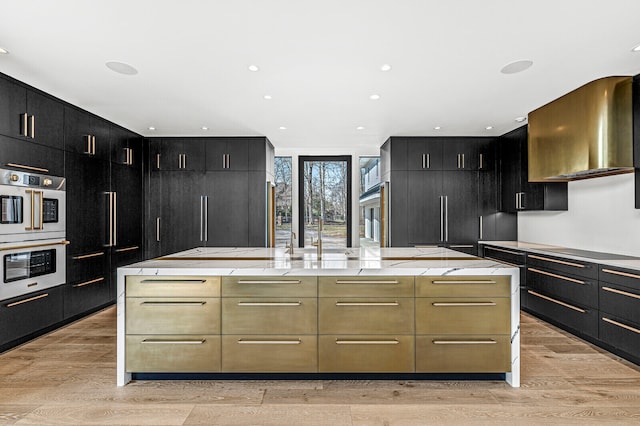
[298, 156, 352, 248]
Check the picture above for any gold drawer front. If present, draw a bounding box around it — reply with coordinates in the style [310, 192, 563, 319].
[221, 335, 317, 372]
[416, 275, 510, 297]
[222, 298, 317, 334]
[318, 298, 414, 334]
[318, 335, 415, 373]
[126, 276, 220, 298]
[416, 335, 511, 373]
[318, 276, 414, 298]
[125, 335, 220, 373]
[415, 298, 510, 335]
[222, 276, 317, 297]
[126, 298, 220, 335]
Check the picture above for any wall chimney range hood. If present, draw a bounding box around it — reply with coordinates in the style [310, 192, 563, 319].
[528, 76, 633, 182]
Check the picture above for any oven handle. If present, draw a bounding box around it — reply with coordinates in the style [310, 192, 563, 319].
[0, 240, 69, 251]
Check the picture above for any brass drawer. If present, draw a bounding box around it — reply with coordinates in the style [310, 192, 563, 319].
[318, 335, 414, 373]
[416, 275, 510, 297]
[125, 335, 220, 372]
[416, 335, 511, 373]
[126, 297, 220, 335]
[222, 276, 317, 297]
[318, 298, 414, 334]
[221, 335, 317, 372]
[126, 276, 220, 298]
[415, 297, 510, 335]
[318, 276, 414, 298]
[222, 297, 317, 334]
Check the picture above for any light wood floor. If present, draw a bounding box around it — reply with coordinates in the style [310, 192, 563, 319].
[1, 308, 640, 425]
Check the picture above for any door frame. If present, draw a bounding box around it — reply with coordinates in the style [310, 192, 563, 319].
[297, 155, 352, 247]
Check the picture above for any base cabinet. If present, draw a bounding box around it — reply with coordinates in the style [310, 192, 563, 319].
[221, 335, 317, 373]
[416, 335, 511, 373]
[126, 335, 221, 373]
[318, 335, 415, 373]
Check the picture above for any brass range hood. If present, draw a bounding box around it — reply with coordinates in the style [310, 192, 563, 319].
[528, 76, 633, 182]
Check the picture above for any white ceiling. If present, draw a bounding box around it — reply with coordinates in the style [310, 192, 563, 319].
[1, 0, 640, 154]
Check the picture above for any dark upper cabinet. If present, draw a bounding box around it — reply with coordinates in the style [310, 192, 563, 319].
[64, 106, 111, 159]
[406, 138, 444, 170]
[0, 76, 25, 138]
[157, 138, 205, 171]
[0, 134, 64, 176]
[442, 138, 480, 170]
[206, 138, 249, 171]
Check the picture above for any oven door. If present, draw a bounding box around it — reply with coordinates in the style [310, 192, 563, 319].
[0, 186, 65, 241]
[0, 239, 67, 301]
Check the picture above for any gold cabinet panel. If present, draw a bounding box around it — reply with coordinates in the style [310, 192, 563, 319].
[221, 335, 317, 372]
[125, 335, 220, 373]
[318, 298, 414, 335]
[222, 297, 317, 334]
[416, 335, 511, 373]
[318, 335, 414, 373]
[126, 297, 220, 335]
[126, 276, 220, 298]
[415, 297, 510, 335]
[222, 276, 317, 297]
[318, 276, 414, 298]
[416, 275, 510, 297]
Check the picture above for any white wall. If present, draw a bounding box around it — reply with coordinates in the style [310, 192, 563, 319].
[518, 173, 640, 256]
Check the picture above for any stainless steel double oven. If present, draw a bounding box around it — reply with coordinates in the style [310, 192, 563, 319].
[0, 168, 66, 301]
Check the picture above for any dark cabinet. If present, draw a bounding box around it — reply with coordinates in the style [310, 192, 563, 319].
[634, 75, 639, 208]
[156, 138, 205, 171]
[406, 137, 444, 170]
[480, 244, 527, 309]
[206, 138, 249, 171]
[0, 134, 64, 176]
[64, 106, 111, 159]
[206, 171, 250, 246]
[405, 171, 443, 246]
[499, 125, 568, 213]
[442, 138, 480, 170]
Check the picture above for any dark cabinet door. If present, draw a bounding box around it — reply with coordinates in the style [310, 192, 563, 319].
[0, 134, 64, 176]
[406, 171, 443, 246]
[389, 137, 408, 171]
[205, 138, 249, 171]
[159, 138, 205, 171]
[389, 171, 409, 246]
[407, 138, 444, 171]
[444, 171, 479, 243]
[478, 140, 497, 240]
[160, 171, 204, 255]
[206, 171, 249, 246]
[248, 171, 267, 246]
[26, 89, 64, 150]
[247, 138, 267, 171]
[64, 107, 111, 160]
[0, 77, 26, 138]
[442, 138, 479, 170]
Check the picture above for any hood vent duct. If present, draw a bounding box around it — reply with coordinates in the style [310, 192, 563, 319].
[528, 76, 633, 182]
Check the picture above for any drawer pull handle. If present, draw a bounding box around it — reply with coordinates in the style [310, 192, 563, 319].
[601, 269, 640, 280]
[237, 339, 301, 345]
[527, 268, 586, 285]
[140, 279, 207, 283]
[485, 246, 524, 256]
[335, 339, 399, 345]
[72, 251, 105, 260]
[73, 277, 104, 288]
[6, 293, 48, 308]
[602, 317, 640, 335]
[335, 301, 399, 306]
[432, 302, 497, 307]
[236, 280, 302, 285]
[141, 339, 206, 345]
[335, 280, 399, 285]
[527, 290, 586, 313]
[237, 302, 301, 307]
[431, 280, 496, 285]
[140, 301, 207, 306]
[449, 245, 474, 248]
[432, 340, 497, 345]
[6, 163, 49, 173]
[485, 256, 519, 267]
[115, 246, 140, 253]
[602, 286, 640, 300]
[528, 254, 586, 269]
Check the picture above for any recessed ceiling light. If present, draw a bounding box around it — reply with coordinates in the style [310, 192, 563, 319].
[201, 126, 208, 131]
[434, 126, 442, 130]
[632, 44, 640, 52]
[148, 126, 156, 131]
[248, 64, 260, 72]
[369, 94, 381, 100]
[515, 116, 527, 123]
[279, 126, 287, 130]
[356, 126, 365, 130]
[500, 60, 533, 74]
[263, 95, 272, 100]
[0, 47, 8, 55]
[380, 64, 392, 72]
[485, 126, 494, 130]
[105, 61, 138, 75]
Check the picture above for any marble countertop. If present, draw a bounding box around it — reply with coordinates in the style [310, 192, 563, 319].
[479, 241, 640, 272]
[117, 246, 517, 277]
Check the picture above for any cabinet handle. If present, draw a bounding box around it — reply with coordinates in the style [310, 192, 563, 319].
[139, 279, 207, 283]
[73, 277, 105, 288]
[6, 293, 48, 308]
[72, 251, 105, 260]
[84, 135, 92, 155]
[113, 191, 117, 246]
[178, 154, 182, 169]
[527, 268, 586, 285]
[156, 153, 161, 170]
[236, 280, 302, 285]
[336, 339, 399, 345]
[237, 339, 301, 345]
[200, 196, 204, 242]
[461, 153, 465, 169]
[115, 246, 139, 253]
[432, 302, 497, 307]
[431, 280, 496, 284]
[444, 195, 448, 241]
[156, 217, 161, 242]
[485, 246, 524, 256]
[140, 301, 207, 306]
[92, 136, 96, 155]
[237, 301, 301, 307]
[601, 269, 640, 280]
[449, 245, 473, 248]
[29, 115, 35, 138]
[485, 256, 519, 267]
[527, 290, 586, 313]
[528, 254, 586, 269]
[21, 113, 28, 137]
[0, 240, 69, 252]
[141, 339, 206, 345]
[422, 154, 426, 169]
[6, 163, 49, 173]
[440, 196, 444, 242]
[479, 153, 484, 169]
[432, 339, 496, 345]
[479, 215, 483, 240]
[456, 153, 461, 169]
[335, 301, 399, 306]
[107, 192, 114, 247]
[602, 286, 640, 300]
[335, 280, 399, 285]
[602, 317, 640, 335]
[226, 154, 230, 169]
[183, 154, 187, 169]
[204, 195, 208, 242]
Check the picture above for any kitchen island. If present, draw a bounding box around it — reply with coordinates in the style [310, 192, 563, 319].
[116, 247, 520, 387]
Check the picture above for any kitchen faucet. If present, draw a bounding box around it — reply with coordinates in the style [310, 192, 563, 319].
[285, 231, 296, 255]
[312, 218, 323, 259]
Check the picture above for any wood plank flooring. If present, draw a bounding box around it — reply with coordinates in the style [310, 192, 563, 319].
[1, 307, 640, 425]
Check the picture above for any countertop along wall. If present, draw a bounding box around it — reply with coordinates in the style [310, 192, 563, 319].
[518, 173, 640, 256]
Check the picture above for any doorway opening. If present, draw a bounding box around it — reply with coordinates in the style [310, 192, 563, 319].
[298, 156, 352, 248]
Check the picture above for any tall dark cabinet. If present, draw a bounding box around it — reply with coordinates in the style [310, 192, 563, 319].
[633, 74, 639, 209]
